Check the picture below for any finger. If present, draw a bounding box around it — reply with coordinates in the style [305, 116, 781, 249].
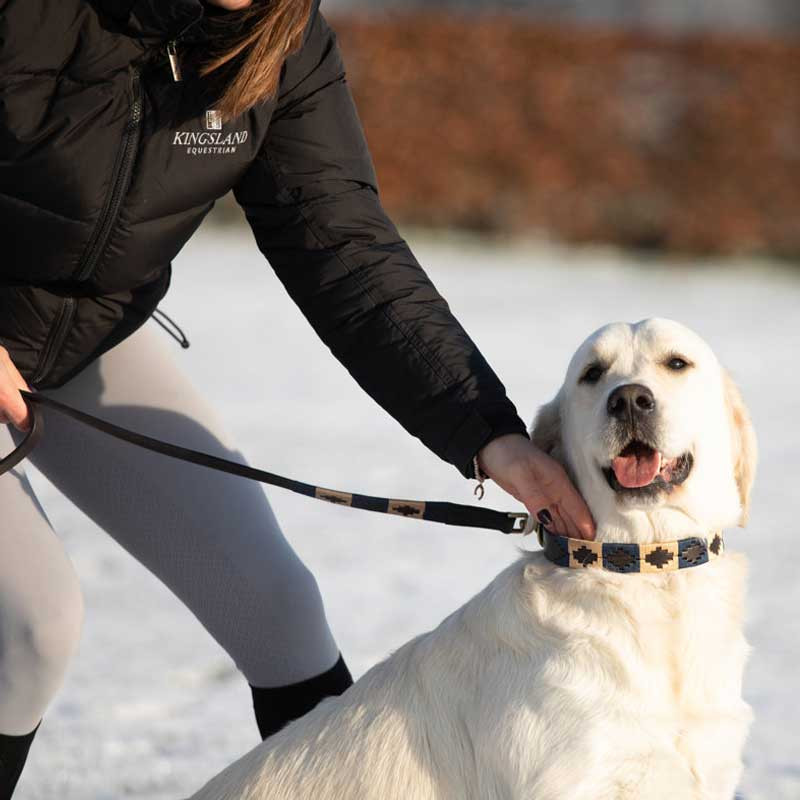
[535, 505, 578, 541]
[517, 479, 571, 537]
[13, 411, 32, 432]
[521, 493, 565, 537]
[9, 407, 31, 432]
[548, 504, 570, 538]
[0, 393, 31, 432]
[528, 489, 587, 539]
[532, 456, 596, 540]
[554, 487, 596, 541]
[518, 490, 551, 528]
[6, 365, 30, 393]
[559, 507, 588, 540]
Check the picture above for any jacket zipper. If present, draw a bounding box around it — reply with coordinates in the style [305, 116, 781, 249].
[167, 40, 183, 82]
[75, 65, 143, 283]
[39, 68, 142, 384]
[30, 297, 77, 388]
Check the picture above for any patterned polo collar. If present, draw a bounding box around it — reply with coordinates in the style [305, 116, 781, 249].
[536, 523, 724, 573]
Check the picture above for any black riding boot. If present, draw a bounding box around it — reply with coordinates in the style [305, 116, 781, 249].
[250, 654, 353, 740]
[0, 722, 40, 800]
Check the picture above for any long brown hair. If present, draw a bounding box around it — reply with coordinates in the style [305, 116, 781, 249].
[200, 0, 314, 121]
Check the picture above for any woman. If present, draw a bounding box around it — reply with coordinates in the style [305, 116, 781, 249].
[0, 0, 595, 794]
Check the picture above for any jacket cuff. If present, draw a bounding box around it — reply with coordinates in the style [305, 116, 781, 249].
[444, 407, 529, 479]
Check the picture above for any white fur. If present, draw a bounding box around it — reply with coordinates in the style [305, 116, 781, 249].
[188, 318, 755, 800]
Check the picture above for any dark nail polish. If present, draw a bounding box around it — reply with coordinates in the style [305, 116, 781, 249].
[537, 509, 552, 525]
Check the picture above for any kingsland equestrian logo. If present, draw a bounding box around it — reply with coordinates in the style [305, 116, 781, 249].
[206, 110, 222, 130]
[172, 110, 248, 156]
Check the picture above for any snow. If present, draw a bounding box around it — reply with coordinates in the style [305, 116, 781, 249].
[16, 222, 800, 799]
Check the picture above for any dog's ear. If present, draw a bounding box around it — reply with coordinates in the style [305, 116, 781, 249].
[722, 369, 757, 527]
[530, 395, 564, 466]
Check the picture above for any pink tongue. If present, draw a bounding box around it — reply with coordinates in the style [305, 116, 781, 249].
[612, 450, 661, 488]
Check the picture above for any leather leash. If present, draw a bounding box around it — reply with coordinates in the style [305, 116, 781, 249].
[0, 391, 530, 536]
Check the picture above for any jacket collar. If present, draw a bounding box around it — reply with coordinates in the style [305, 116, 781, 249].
[91, 0, 205, 42]
[92, 0, 322, 47]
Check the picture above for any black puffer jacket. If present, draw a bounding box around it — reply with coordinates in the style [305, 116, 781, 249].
[0, 0, 528, 477]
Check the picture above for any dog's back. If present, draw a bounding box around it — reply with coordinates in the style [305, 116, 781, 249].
[189, 550, 750, 800]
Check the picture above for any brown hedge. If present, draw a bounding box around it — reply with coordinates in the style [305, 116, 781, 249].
[332, 13, 800, 256]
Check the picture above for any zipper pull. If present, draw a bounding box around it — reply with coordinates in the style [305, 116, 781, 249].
[167, 40, 182, 82]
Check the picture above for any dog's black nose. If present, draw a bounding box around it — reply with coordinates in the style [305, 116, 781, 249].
[607, 383, 656, 420]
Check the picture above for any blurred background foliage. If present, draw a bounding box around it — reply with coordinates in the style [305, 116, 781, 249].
[325, 0, 800, 35]
[220, 0, 800, 259]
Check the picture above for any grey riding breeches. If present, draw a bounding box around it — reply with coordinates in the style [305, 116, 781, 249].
[0, 325, 339, 736]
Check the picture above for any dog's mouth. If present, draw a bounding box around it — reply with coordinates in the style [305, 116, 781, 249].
[602, 440, 693, 496]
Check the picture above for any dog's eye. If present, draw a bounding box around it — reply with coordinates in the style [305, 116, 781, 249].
[666, 356, 691, 371]
[580, 364, 605, 384]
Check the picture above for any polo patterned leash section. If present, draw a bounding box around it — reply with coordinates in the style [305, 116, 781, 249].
[0, 391, 529, 535]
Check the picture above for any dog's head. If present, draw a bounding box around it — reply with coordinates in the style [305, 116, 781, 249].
[531, 319, 757, 542]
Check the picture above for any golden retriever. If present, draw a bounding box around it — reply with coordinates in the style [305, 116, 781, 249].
[188, 317, 756, 800]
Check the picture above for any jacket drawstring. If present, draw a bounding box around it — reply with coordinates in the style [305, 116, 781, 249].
[151, 307, 190, 349]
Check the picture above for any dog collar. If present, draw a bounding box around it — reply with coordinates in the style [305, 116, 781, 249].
[536, 523, 724, 573]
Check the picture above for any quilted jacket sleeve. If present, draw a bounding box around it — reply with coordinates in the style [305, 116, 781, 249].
[232, 9, 528, 478]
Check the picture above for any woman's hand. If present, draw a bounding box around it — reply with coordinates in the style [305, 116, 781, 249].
[477, 433, 595, 540]
[0, 346, 32, 432]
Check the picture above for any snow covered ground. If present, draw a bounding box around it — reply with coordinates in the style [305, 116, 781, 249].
[16, 222, 800, 799]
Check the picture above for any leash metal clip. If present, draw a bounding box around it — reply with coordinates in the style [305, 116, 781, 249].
[506, 512, 529, 534]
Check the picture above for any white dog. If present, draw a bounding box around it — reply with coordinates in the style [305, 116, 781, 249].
[188, 318, 756, 800]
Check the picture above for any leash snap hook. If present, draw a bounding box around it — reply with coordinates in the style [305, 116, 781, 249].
[507, 512, 529, 534]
